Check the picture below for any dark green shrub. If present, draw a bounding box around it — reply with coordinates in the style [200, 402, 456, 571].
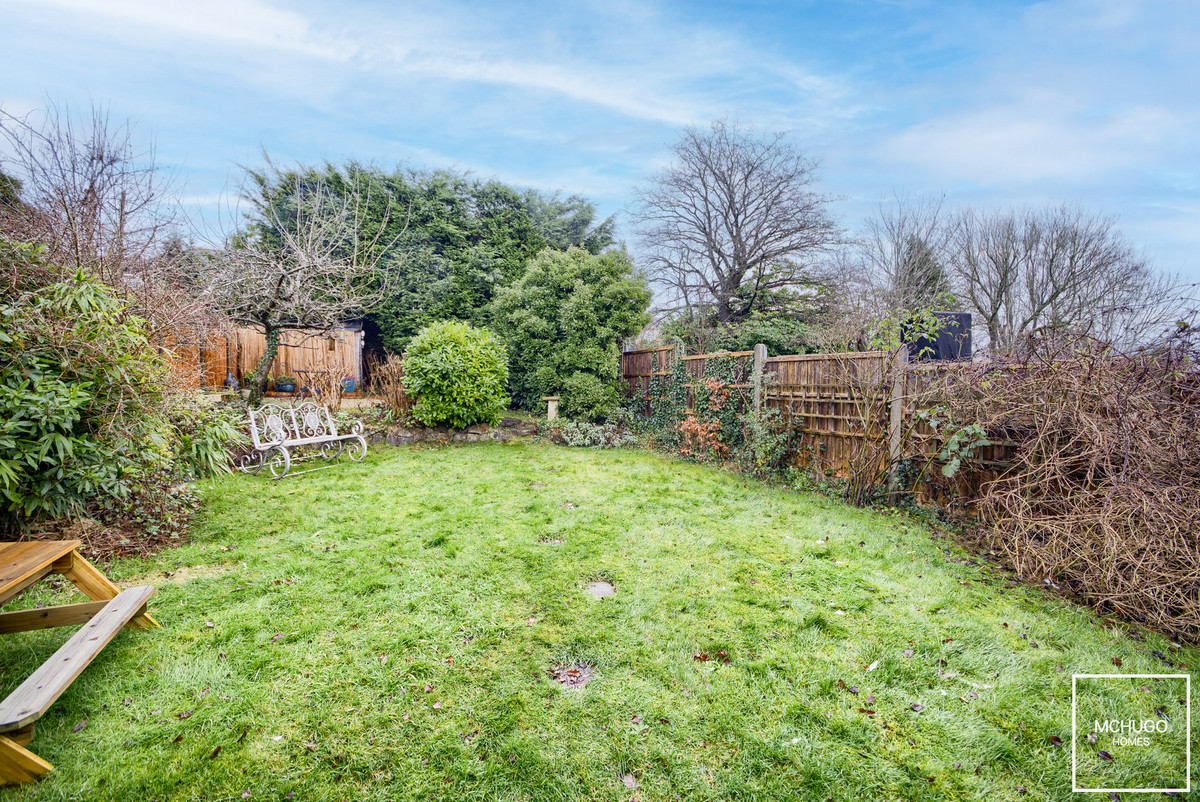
[560, 371, 620, 422]
[0, 270, 171, 529]
[490, 246, 650, 408]
[403, 320, 509, 428]
[166, 397, 247, 480]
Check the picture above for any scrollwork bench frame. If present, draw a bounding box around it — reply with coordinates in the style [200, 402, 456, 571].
[239, 402, 367, 479]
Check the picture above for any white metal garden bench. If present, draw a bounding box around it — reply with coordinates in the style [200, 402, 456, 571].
[239, 402, 367, 478]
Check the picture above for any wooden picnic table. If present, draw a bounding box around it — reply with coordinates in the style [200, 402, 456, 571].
[0, 540, 158, 785]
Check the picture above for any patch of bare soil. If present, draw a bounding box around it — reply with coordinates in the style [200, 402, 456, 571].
[549, 662, 596, 688]
[15, 515, 184, 563]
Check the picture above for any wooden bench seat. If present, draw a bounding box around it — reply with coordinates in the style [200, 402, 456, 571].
[0, 541, 81, 607]
[0, 542, 159, 785]
[0, 585, 156, 735]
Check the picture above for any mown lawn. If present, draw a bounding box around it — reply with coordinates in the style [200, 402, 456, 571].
[1, 441, 1194, 801]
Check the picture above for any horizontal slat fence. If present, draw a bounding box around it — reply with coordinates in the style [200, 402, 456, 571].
[163, 327, 363, 391]
[621, 345, 677, 414]
[762, 351, 889, 475]
[680, 350, 755, 411]
[621, 345, 1016, 488]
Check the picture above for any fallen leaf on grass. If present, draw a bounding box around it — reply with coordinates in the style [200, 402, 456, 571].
[432, 702, 442, 710]
[72, 719, 87, 732]
[858, 708, 876, 716]
[1098, 750, 1115, 761]
[173, 734, 183, 743]
[903, 649, 915, 658]
[865, 694, 875, 704]
[179, 710, 193, 720]
[910, 703, 923, 712]
[210, 745, 221, 758]
[1112, 658, 1123, 667]
[1087, 732, 1098, 744]
[1048, 736, 1063, 747]
[622, 774, 637, 789]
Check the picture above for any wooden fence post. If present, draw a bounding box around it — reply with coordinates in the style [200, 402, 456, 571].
[753, 343, 767, 415]
[887, 345, 909, 498]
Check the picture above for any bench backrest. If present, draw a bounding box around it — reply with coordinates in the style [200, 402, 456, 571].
[247, 402, 339, 448]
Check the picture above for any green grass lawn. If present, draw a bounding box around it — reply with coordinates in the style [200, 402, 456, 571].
[2, 442, 1195, 801]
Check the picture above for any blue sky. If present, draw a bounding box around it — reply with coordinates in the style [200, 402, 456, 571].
[2, 0, 1197, 280]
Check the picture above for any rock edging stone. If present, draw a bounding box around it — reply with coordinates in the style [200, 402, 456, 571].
[365, 416, 539, 446]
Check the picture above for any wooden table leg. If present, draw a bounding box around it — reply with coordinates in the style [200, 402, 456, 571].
[0, 736, 52, 785]
[52, 551, 159, 629]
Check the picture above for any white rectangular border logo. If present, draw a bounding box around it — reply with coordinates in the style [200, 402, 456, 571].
[1072, 673, 1191, 794]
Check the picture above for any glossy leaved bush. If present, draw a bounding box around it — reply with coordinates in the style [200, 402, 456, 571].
[0, 240, 245, 533]
[402, 320, 509, 429]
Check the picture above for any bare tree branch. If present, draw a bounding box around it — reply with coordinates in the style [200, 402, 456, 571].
[207, 163, 407, 402]
[634, 120, 842, 324]
[948, 204, 1188, 351]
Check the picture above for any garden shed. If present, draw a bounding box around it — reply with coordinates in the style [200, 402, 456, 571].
[165, 323, 364, 391]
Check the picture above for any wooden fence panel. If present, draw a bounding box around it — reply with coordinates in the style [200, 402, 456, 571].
[621, 346, 676, 400]
[762, 352, 889, 475]
[163, 327, 364, 391]
[623, 344, 1015, 493]
[679, 351, 754, 411]
[160, 328, 230, 391]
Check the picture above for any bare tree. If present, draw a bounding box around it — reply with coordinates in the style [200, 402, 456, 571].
[208, 164, 406, 403]
[634, 120, 841, 324]
[948, 204, 1185, 351]
[0, 103, 176, 282]
[856, 193, 955, 314]
[0, 102, 220, 346]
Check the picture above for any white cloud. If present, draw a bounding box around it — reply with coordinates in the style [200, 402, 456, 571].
[8, 0, 347, 59]
[395, 52, 701, 126]
[882, 100, 1185, 185]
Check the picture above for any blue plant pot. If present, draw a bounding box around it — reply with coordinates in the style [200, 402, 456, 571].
[342, 379, 356, 394]
[275, 382, 295, 393]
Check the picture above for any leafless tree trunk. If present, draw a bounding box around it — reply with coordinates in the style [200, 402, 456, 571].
[857, 193, 955, 314]
[634, 120, 842, 324]
[208, 165, 407, 403]
[948, 204, 1186, 351]
[0, 101, 219, 344]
